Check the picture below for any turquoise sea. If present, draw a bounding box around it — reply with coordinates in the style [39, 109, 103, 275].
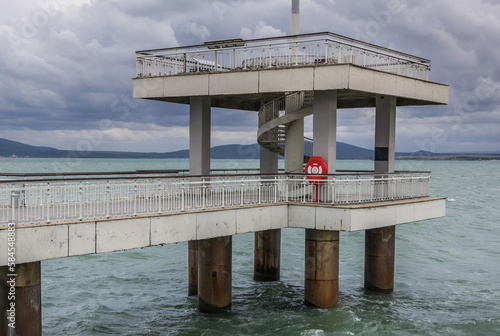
[1, 158, 499, 335]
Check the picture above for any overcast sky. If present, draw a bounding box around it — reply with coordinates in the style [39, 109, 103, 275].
[1, 0, 499, 154]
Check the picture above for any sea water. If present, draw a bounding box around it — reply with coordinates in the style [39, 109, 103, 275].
[1, 158, 499, 335]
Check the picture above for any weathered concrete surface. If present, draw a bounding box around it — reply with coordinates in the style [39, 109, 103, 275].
[0, 198, 445, 266]
[1, 262, 41, 336]
[133, 64, 449, 110]
[304, 230, 339, 307]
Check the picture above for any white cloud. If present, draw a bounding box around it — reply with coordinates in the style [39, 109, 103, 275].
[240, 21, 285, 40]
[0, 0, 499, 153]
[182, 22, 211, 41]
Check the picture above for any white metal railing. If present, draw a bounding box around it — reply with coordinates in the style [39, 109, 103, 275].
[0, 172, 430, 226]
[258, 91, 313, 128]
[135, 32, 431, 81]
[257, 91, 314, 159]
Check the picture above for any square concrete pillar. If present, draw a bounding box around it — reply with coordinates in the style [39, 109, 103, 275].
[374, 95, 396, 174]
[366, 95, 397, 293]
[313, 90, 337, 173]
[305, 90, 340, 307]
[284, 119, 304, 173]
[189, 96, 211, 176]
[188, 96, 211, 296]
[260, 146, 278, 174]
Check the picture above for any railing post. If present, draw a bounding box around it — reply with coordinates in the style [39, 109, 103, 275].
[181, 184, 185, 211]
[331, 177, 335, 205]
[214, 50, 218, 72]
[133, 181, 138, 216]
[357, 176, 361, 203]
[240, 180, 244, 206]
[46, 182, 51, 223]
[286, 176, 290, 203]
[274, 176, 278, 203]
[78, 182, 83, 220]
[202, 178, 206, 209]
[10, 188, 16, 224]
[258, 180, 261, 205]
[391, 177, 395, 200]
[233, 48, 236, 70]
[302, 178, 307, 203]
[158, 181, 162, 214]
[221, 181, 225, 207]
[106, 181, 110, 218]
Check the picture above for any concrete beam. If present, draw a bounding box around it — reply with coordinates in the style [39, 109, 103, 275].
[132, 64, 449, 109]
[0, 199, 444, 266]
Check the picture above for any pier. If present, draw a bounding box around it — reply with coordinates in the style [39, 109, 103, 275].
[1, 28, 448, 335]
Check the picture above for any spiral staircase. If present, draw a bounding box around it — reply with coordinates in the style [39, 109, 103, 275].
[257, 91, 314, 162]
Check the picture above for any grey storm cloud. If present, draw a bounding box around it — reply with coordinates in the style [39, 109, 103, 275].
[0, 0, 499, 152]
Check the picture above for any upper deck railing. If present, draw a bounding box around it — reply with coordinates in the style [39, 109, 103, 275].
[135, 32, 431, 81]
[0, 171, 430, 226]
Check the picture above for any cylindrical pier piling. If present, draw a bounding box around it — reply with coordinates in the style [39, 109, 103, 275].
[1, 261, 41, 336]
[188, 240, 198, 296]
[254, 229, 281, 281]
[365, 226, 395, 293]
[198, 236, 232, 313]
[304, 229, 339, 307]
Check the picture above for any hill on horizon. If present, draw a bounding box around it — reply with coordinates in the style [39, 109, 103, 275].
[0, 137, 375, 160]
[1, 137, 499, 161]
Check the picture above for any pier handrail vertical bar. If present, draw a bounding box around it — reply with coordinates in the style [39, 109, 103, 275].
[181, 184, 185, 211]
[46, 182, 51, 223]
[133, 180, 138, 216]
[274, 176, 278, 203]
[240, 180, 244, 206]
[157, 181, 162, 214]
[10, 188, 16, 224]
[258, 180, 261, 205]
[202, 177, 206, 209]
[222, 181, 225, 208]
[106, 181, 110, 218]
[78, 182, 83, 220]
[331, 177, 335, 205]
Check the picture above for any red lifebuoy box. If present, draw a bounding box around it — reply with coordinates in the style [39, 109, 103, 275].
[305, 157, 328, 202]
[305, 156, 328, 180]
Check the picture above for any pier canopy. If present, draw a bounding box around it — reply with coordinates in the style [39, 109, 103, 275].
[133, 32, 448, 110]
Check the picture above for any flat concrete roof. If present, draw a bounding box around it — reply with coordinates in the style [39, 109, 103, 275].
[133, 63, 449, 111]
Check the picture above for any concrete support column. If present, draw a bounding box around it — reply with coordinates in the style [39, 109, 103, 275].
[304, 90, 339, 307]
[313, 90, 337, 173]
[254, 147, 281, 281]
[365, 226, 395, 293]
[254, 229, 281, 281]
[304, 230, 339, 307]
[374, 95, 396, 174]
[1, 262, 41, 336]
[284, 118, 304, 173]
[198, 236, 232, 313]
[188, 241, 198, 296]
[188, 96, 211, 296]
[260, 146, 278, 174]
[189, 96, 211, 176]
[365, 95, 397, 293]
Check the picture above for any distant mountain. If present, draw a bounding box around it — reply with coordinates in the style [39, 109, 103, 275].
[0, 138, 372, 160]
[0, 138, 63, 157]
[1, 137, 499, 161]
[337, 142, 373, 159]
